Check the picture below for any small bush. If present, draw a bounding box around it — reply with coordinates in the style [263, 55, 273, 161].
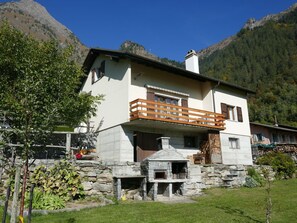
[30, 160, 85, 203]
[247, 167, 265, 186]
[25, 188, 65, 210]
[257, 152, 296, 179]
[245, 176, 260, 188]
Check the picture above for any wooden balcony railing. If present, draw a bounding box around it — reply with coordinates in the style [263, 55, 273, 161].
[130, 99, 225, 130]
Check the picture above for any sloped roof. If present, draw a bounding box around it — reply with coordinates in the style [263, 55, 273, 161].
[144, 148, 188, 161]
[250, 122, 297, 133]
[82, 48, 255, 94]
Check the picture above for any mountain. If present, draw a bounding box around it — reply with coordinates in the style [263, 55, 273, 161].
[200, 4, 297, 126]
[120, 40, 184, 68]
[198, 3, 297, 59]
[0, 0, 88, 63]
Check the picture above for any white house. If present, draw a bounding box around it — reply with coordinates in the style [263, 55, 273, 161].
[79, 48, 253, 165]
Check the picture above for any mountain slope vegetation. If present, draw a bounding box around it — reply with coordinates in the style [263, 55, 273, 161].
[200, 7, 297, 126]
[0, 0, 87, 63]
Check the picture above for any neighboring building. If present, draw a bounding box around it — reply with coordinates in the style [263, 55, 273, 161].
[250, 122, 297, 159]
[78, 48, 254, 165]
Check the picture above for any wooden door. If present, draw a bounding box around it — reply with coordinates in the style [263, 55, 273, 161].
[134, 132, 162, 162]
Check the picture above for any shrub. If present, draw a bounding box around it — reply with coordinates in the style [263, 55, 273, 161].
[25, 188, 65, 210]
[257, 152, 296, 179]
[245, 167, 265, 187]
[30, 160, 85, 203]
[245, 176, 261, 188]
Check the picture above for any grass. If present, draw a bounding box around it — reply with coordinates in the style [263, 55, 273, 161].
[1, 178, 296, 223]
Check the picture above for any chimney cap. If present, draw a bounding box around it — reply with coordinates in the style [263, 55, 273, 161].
[185, 49, 197, 58]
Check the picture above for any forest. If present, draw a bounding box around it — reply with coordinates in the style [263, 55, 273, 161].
[200, 8, 297, 127]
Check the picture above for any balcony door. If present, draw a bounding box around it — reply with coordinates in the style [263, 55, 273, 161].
[154, 95, 178, 119]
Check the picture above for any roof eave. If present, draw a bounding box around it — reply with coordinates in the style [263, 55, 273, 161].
[81, 48, 255, 94]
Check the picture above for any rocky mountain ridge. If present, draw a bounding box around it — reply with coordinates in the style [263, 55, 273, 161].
[120, 40, 184, 68]
[0, 0, 87, 63]
[243, 3, 297, 30]
[198, 3, 297, 59]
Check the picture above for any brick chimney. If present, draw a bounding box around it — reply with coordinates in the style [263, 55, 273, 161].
[185, 49, 199, 74]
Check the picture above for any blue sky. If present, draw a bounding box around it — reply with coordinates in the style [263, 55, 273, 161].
[3, 0, 297, 61]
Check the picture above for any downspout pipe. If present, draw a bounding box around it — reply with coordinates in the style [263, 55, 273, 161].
[212, 81, 221, 113]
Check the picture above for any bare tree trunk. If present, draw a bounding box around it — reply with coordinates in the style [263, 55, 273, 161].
[19, 158, 28, 219]
[10, 165, 21, 223]
[266, 178, 272, 223]
[27, 184, 35, 223]
[262, 167, 272, 223]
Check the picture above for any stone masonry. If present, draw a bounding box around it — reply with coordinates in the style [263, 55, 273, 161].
[0, 160, 274, 200]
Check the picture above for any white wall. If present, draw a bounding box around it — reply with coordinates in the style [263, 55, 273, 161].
[214, 87, 253, 165]
[220, 133, 253, 165]
[201, 82, 214, 112]
[214, 88, 250, 136]
[81, 56, 131, 131]
[129, 63, 205, 110]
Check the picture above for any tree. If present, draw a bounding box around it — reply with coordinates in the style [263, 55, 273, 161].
[0, 23, 102, 220]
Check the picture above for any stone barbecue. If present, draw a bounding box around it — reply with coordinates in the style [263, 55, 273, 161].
[141, 137, 189, 200]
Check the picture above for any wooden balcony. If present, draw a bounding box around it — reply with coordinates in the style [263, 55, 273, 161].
[130, 99, 225, 130]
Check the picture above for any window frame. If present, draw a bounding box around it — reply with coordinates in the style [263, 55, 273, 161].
[91, 60, 105, 84]
[221, 103, 243, 122]
[229, 137, 240, 149]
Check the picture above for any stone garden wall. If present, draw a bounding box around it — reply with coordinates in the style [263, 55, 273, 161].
[0, 160, 274, 200]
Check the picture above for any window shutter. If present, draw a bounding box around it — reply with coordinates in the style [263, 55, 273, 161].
[146, 91, 155, 117]
[181, 99, 188, 107]
[147, 91, 155, 101]
[237, 107, 243, 122]
[181, 99, 188, 118]
[221, 103, 229, 119]
[95, 68, 100, 79]
[99, 60, 105, 78]
[91, 69, 95, 84]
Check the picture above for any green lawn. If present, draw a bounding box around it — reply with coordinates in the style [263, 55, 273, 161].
[1, 178, 296, 223]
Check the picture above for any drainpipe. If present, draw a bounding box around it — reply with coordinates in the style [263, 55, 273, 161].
[212, 81, 221, 113]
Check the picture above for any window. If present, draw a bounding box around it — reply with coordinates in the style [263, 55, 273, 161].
[228, 106, 235, 121]
[154, 95, 179, 119]
[91, 60, 105, 84]
[229, 138, 239, 149]
[256, 133, 263, 141]
[281, 135, 286, 143]
[221, 103, 243, 122]
[184, 136, 196, 148]
[272, 134, 279, 143]
[290, 135, 296, 143]
[154, 95, 178, 105]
